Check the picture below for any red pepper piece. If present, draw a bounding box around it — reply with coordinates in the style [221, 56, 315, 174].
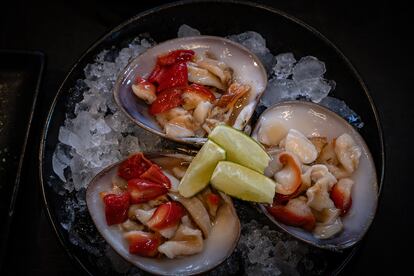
[127, 178, 168, 204]
[118, 153, 153, 180]
[183, 84, 216, 102]
[149, 87, 183, 115]
[140, 164, 171, 189]
[157, 49, 195, 66]
[103, 193, 130, 225]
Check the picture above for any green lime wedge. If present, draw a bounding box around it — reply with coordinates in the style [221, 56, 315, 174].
[208, 125, 270, 173]
[210, 161, 276, 203]
[178, 140, 226, 197]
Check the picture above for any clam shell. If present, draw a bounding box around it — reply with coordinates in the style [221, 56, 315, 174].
[252, 101, 378, 250]
[113, 36, 267, 145]
[86, 152, 240, 275]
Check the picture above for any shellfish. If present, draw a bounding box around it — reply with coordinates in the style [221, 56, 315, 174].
[113, 36, 267, 145]
[86, 152, 240, 274]
[252, 101, 378, 250]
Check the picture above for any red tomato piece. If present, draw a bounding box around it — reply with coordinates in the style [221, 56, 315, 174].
[118, 153, 153, 180]
[124, 231, 162, 257]
[140, 164, 172, 189]
[156, 62, 188, 92]
[149, 87, 183, 115]
[184, 84, 216, 102]
[148, 63, 164, 84]
[157, 49, 195, 66]
[147, 202, 185, 231]
[127, 178, 168, 204]
[103, 193, 130, 226]
[207, 193, 220, 206]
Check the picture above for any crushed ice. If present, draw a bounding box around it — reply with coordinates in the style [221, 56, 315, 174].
[50, 24, 362, 275]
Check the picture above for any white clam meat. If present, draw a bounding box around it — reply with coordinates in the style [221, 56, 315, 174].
[335, 133, 362, 173]
[252, 101, 378, 250]
[285, 129, 318, 164]
[86, 153, 240, 275]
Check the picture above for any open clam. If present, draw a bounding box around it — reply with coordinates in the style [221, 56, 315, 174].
[251, 101, 378, 250]
[113, 36, 267, 145]
[86, 152, 240, 275]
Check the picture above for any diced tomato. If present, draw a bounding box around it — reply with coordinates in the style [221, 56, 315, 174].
[118, 153, 153, 180]
[147, 202, 185, 231]
[207, 193, 220, 206]
[183, 84, 216, 102]
[140, 164, 171, 189]
[127, 178, 168, 204]
[156, 62, 188, 92]
[157, 50, 195, 66]
[124, 231, 162, 257]
[103, 193, 130, 226]
[148, 63, 164, 84]
[149, 87, 183, 115]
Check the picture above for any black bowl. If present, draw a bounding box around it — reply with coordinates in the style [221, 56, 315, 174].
[39, 1, 384, 275]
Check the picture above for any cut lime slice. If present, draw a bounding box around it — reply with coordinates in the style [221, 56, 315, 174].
[210, 161, 276, 203]
[178, 140, 226, 197]
[209, 125, 270, 173]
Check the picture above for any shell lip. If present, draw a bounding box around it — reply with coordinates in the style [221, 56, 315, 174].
[252, 100, 379, 251]
[113, 35, 268, 147]
[86, 151, 241, 275]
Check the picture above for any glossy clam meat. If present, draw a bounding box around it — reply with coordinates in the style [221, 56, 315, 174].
[86, 153, 240, 275]
[113, 36, 267, 145]
[252, 101, 378, 250]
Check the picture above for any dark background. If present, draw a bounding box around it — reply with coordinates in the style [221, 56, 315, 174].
[1, 0, 412, 275]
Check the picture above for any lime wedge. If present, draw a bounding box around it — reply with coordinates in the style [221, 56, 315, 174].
[209, 125, 270, 173]
[178, 140, 226, 197]
[210, 161, 276, 203]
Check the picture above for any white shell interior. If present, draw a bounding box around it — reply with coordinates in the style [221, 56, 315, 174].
[114, 36, 267, 144]
[86, 160, 240, 275]
[252, 101, 378, 250]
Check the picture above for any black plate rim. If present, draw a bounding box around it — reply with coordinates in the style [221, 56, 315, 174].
[38, 1, 385, 275]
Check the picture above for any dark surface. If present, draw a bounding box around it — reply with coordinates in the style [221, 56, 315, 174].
[0, 51, 44, 266]
[0, 0, 412, 275]
[39, 2, 383, 275]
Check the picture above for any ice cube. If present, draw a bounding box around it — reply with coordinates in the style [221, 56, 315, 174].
[227, 31, 274, 71]
[296, 77, 332, 103]
[260, 78, 300, 107]
[177, 24, 201, 37]
[273, 53, 296, 79]
[52, 144, 71, 182]
[293, 56, 326, 82]
[58, 127, 82, 149]
[95, 118, 111, 134]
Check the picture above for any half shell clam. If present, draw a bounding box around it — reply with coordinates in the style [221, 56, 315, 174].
[252, 101, 378, 250]
[113, 36, 267, 145]
[86, 152, 240, 275]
